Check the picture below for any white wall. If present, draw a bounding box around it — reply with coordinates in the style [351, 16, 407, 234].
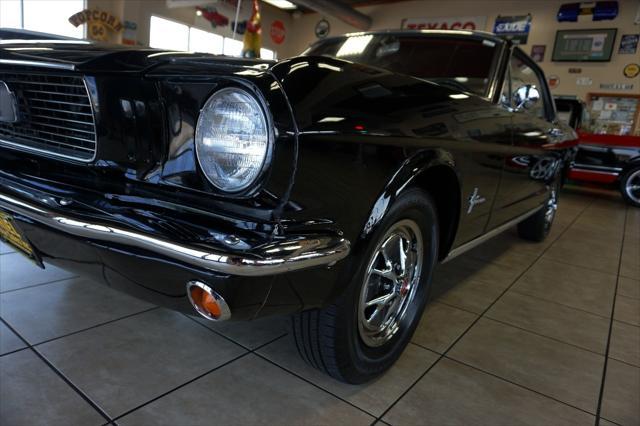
[288, 0, 640, 101]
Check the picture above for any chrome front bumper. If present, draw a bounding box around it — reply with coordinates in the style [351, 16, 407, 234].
[0, 191, 351, 277]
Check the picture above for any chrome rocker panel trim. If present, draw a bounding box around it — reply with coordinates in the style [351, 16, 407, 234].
[443, 205, 543, 262]
[0, 192, 351, 277]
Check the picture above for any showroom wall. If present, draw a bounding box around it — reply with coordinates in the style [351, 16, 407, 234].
[287, 0, 640, 100]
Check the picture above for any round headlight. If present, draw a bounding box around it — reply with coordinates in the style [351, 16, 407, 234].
[195, 87, 271, 192]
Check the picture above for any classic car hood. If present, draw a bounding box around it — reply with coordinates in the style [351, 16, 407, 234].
[0, 39, 274, 73]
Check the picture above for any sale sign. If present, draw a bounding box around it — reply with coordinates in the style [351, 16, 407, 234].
[401, 16, 487, 31]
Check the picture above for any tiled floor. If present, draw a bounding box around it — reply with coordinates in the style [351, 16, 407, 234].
[1, 188, 638, 426]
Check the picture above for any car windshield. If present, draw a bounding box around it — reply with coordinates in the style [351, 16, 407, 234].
[305, 34, 501, 97]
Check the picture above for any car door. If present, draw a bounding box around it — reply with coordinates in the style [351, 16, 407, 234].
[488, 48, 565, 228]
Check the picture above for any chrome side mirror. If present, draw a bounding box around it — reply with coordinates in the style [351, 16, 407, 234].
[513, 84, 540, 111]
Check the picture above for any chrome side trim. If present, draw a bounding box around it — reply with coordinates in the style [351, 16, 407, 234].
[443, 205, 543, 263]
[0, 192, 351, 277]
[0, 59, 76, 71]
[572, 164, 622, 173]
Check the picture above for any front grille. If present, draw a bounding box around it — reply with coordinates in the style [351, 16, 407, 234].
[0, 72, 97, 161]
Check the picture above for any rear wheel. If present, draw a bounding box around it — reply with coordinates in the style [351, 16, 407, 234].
[517, 182, 558, 242]
[620, 166, 640, 207]
[292, 189, 438, 384]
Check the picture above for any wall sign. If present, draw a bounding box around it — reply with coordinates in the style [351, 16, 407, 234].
[493, 15, 531, 44]
[624, 63, 640, 79]
[600, 83, 634, 90]
[576, 77, 593, 86]
[530, 45, 546, 62]
[68, 9, 123, 41]
[552, 28, 617, 62]
[315, 19, 330, 39]
[122, 21, 137, 45]
[548, 75, 560, 89]
[619, 34, 639, 54]
[557, 1, 619, 22]
[270, 20, 285, 45]
[568, 67, 582, 73]
[401, 16, 487, 31]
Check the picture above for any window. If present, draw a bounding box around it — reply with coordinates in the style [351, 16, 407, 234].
[150, 16, 271, 58]
[150, 16, 189, 51]
[223, 37, 243, 57]
[260, 48, 275, 60]
[189, 27, 223, 54]
[1, 0, 85, 39]
[306, 34, 500, 97]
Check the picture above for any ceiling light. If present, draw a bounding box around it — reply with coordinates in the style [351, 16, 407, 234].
[261, 0, 297, 10]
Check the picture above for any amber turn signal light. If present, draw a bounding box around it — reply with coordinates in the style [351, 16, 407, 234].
[186, 281, 231, 321]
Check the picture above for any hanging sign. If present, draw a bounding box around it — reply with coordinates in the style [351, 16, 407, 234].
[493, 15, 531, 44]
[270, 20, 286, 45]
[69, 9, 123, 41]
[401, 16, 487, 31]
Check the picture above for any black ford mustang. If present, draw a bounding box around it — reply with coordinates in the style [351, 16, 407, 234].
[0, 30, 575, 383]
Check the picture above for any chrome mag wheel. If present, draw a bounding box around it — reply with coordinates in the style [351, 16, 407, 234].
[624, 169, 640, 205]
[358, 219, 423, 348]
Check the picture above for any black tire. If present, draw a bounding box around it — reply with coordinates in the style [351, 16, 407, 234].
[292, 189, 438, 384]
[517, 181, 559, 242]
[620, 166, 640, 207]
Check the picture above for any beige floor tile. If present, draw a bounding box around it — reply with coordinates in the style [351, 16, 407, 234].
[614, 295, 640, 326]
[435, 256, 523, 289]
[0, 253, 75, 293]
[411, 302, 477, 353]
[383, 358, 594, 426]
[512, 258, 616, 317]
[543, 241, 620, 275]
[0, 350, 105, 426]
[0, 321, 26, 355]
[119, 354, 374, 426]
[37, 309, 245, 417]
[618, 276, 640, 300]
[448, 318, 604, 412]
[436, 278, 507, 314]
[487, 291, 610, 353]
[609, 320, 640, 367]
[258, 335, 439, 417]
[1, 277, 153, 344]
[600, 359, 640, 426]
[195, 314, 288, 349]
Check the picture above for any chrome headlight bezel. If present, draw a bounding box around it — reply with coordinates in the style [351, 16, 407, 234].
[194, 86, 274, 194]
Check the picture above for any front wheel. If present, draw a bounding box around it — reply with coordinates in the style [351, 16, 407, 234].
[620, 166, 640, 207]
[292, 189, 438, 384]
[517, 182, 559, 242]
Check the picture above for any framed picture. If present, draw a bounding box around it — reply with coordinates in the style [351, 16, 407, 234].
[552, 28, 617, 62]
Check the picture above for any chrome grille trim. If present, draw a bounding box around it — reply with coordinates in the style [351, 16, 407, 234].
[0, 72, 97, 162]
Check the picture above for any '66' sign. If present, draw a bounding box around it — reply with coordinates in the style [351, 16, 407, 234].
[401, 16, 487, 31]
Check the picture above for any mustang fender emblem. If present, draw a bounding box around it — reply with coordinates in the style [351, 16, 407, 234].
[467, 187, 486, 214]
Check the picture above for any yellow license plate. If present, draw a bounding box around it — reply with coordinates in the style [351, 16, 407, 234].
[0, 211, 36, 259]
